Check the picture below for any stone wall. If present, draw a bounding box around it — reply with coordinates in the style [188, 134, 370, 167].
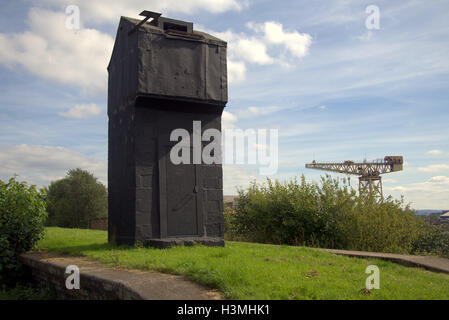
[20, 252, 222, 300]
[20, 253, 142, 300]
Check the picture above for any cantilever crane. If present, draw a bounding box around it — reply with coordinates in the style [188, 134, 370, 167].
[305, 156, 403, 199]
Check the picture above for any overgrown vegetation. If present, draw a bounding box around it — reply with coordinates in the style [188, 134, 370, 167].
[0, 284, 54, 300]
[411, 223, 449, 258]
[225, 175, 448, 257]
[45, 168, 107, 228]
[37, 228, 449, 300]
[0, 177, 47, 285]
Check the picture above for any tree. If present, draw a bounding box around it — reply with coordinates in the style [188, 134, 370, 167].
[46, 169, 107, 228]
[0, 177, 47, 284]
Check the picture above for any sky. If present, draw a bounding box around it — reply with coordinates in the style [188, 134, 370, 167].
[0, 0, 448, 210]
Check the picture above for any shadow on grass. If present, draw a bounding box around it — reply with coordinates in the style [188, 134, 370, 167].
[43, 242, 136, 256]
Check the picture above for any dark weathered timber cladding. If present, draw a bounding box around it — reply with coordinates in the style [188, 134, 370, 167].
[108, 105, 136, 244]
[107, 16, 227, 116]
[108, 15, 227, 246]
[129, 99, 225, 243]
[107, 18, 139, 115]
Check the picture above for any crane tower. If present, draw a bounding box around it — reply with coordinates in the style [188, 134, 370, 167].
[305, 156, 403, 199]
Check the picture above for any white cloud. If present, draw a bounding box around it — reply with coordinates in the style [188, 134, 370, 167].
[427, 149, 447, 156]
[60, 103, 102, 119]
[428, 176, 449, 183]
[0, 8, 114, 93]
[279, 123, 327, 137]
[256, 21, 312, 59]
[0, 144, 107, 187]
[227, 60, 246, 83]
[386, 175, 449, 209]
[222, 110, 238, 129]
[41, 0, 247, 24]
[232, 37, 274, 65]
[237, 105, 290, 118]
[354, 31, 373, 41]
[212, 29, 275, 67]
[209, 21, 312, 83]
[223, 165, 259, 194]
[417, 164, 449, 173]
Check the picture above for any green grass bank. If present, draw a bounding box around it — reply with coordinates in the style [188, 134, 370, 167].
[36, 227, 449, 300]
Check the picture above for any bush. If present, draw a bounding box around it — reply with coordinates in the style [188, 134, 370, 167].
[226, 175, 427, 254]
[0, 284, 55, 300]
[412, 224, 449, 258]
[0, 177, 47, 284]
[46, 169, 107, 228]
[224, 207, 245, 241]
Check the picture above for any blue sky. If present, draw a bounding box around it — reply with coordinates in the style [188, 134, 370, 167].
[0, 0, 448, 209]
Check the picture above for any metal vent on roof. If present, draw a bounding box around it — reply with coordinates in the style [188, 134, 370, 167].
[128, 10, 161, 35]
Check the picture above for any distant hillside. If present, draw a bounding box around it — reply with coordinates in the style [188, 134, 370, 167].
[415, 210, 449, 216]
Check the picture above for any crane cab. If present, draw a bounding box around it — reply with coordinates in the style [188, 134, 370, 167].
[384, 156, 403, 172]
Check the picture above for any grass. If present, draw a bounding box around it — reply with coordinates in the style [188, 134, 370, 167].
[36, 227, 449, 300]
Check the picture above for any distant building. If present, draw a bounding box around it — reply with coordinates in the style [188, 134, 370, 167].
[224, 195, 238, 209]
[440, 212, 449, 220]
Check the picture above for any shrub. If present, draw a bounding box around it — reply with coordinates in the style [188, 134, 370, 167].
[46, 168, 107, 228]
[0, 284, 55, 300]
[0, 177, 47, 284]
[412, 224, 449, 258]
[226, 175, 427, 254]
[223, 207, 245, 241]
[337, 194, 425, 253]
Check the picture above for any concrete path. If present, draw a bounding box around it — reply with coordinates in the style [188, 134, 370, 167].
[21, 252, 223, 300]
[321, 248, 449, 274]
